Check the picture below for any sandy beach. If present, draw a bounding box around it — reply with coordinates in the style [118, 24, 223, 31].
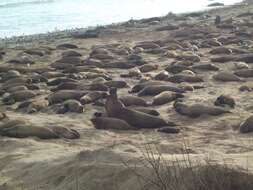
[1, 1, 253, 189]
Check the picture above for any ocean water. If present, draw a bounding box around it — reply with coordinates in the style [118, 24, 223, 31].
[0, 0, 242, 38]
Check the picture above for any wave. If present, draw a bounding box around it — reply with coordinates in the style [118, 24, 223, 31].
[0, 0, 55, 9]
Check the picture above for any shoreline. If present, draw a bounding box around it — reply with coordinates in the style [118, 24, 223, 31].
[0, 0, 247, 46]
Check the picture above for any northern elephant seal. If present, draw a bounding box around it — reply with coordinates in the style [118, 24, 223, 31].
[214, 95, 235, 108]
[47, 90, 87, 105]
[119, 96, 148, 107]
[152, 92, 184, 106]
[174, 101, 231, 118]
[138, 85, 185, 96]
[91, 113, 137, 130]
[213, 72, 243, 82]
[240, 116, 253, 133]
[105, 88, 176, 128]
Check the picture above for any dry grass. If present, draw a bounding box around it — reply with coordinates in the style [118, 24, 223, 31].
[123, 144, 253, 190]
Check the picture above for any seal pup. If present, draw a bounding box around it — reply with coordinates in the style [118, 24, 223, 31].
[105, 88, 176, 128]
[174, 101, 231, 118]
[91, 112, 137, 130]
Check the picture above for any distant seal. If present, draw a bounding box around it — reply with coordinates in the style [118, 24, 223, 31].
[62, 99, 84, 113]
[234, 69, 253, 78]
[139, 64, 158, 73]
[47, 78, 77, 86]
[3, 90, 36, 105]
[91, 112, 137, 130]
[154, 71, 169, 81]
[138, 85, 185, 96]
[0, 119, 58, 139]
[119, 96, 148, 107]
[105, 88, 176, 128]
[214, 95, 235, 108]
[132, 107, 160, 116]
[239, 116, 253, 133]
[47, 90, 86, 105]
[213, 72, 243, 82]
[104, 80, 128, 88]
[130, 81, 167, 93]
[152, 92, 184, 106]
[191, 63, 219, 71]
[80, 91, 107, 104]
[167, 74, 203, 83]
[56, 43, 78, 49]
[174, 101, 231, 118]
[157, 127, 180, 134]
[62, 50, 82, 57]
[234, 62, 249, 70]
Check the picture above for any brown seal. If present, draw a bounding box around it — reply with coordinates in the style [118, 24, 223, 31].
[152, 92, 184, 106]
[174, 101, 231, 118]
[91, 112, 137, 130]
[138, 85, 185, 96]
[105, 88, 176, 128]
[214, 95, 235, 108]
[119, 96, 148, 107]
[240, 116, 253, 133]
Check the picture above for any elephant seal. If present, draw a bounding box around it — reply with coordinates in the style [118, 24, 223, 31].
[80, 91, 107, 104]
[47, 90, 87, 105]
[154, 71, 169, 81]
[0, 119, 59, 139]
[105, 88, 176, 128]
[132, 107, 160, 116]
[51, 126, 80, 139]
[129, 81, 167, 93]
[152, 92, 184, 106]
[239, 116, 253, 133]
[167, 74, 203, 83]
[59, 100, 84, 113]
[234, 69, 253, 78]
[234, 62, 249, 70]
[174, 101, 231, 118]
[119, 96, 148, 107]
[6, 86, 28, 93]
[56, 43, 78, 49]
[139, 64, 158, 73]
[62, 50, 82, 57]
[191, 63, 219, 71]
[17, 99, 49, 113]
[138, 85, 185, 96]
[3, 90, 36, 105]
[214, 95, 235, 108]
[104, 80, 128, 88]
[157, 127, 180, 134]
[213, 72, 243, 82]
[91, 112, 137, 130]
[47, 78, 77, 86]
